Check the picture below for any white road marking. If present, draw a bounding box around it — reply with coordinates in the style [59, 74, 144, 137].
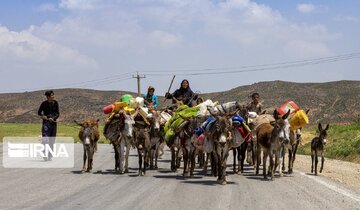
[297, 170, 360, 204]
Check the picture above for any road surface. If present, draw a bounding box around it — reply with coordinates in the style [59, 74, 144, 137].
[1, 144, 359, 210]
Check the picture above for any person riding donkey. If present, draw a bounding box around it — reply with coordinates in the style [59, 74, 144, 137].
[165, 79, 198, 107]
[143, 86, 158, 111]
[246, 92, 263, 115]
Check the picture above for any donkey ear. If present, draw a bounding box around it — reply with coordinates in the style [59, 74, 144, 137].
[74, 120, 83, 126]
[325, 124, 329, 131]
[282, 109, 291, 120]
[261, 110, 266, 115]
[96, 119, 100, 123]
[207, 106, 218, 117]
[318, 123, 323, 131]
[273, 109, 279, 120]
[305, 109, 310, 114]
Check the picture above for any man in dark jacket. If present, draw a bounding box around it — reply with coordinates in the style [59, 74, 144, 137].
[165, 79, 197, 107]
[38, 90, 59, 161]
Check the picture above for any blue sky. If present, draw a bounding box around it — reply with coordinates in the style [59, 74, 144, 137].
[0, 0, 359, 95]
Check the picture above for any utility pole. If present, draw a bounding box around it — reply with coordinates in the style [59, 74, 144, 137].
[132, 72, 146, 97]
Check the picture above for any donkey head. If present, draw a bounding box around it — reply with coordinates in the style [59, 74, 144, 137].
[210, 116, 233, 146]
[318, 123, 329, 145]
[149, 110, 161, 134]
[124, 112, 135, 139]
[75, 118, 100, 145]
[273, 109, 291, 144]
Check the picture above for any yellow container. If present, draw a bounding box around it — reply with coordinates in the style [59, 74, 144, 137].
[124, 106, 135, 114]
[289, 109, 309, 130]
[113, 102, 128, 112]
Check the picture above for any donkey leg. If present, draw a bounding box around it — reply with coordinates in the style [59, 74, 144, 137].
[171, 147, 176, 172]
[240, 144, 246, 174]
[143, 150, 147, 175]
[87, 147, 93, 173]
[256, 146, 261, 175]
[82, 146, 87, 173]
[278, 149, 283, 177]
[314, 152, 319, 175]
[119, 141, 125, 174]
[320, 152, 325, 173]
[237, 147, 241, 174]
[190, 150, 196, 177]
[176, 148, 182, 169]
[281, 150, 286, 172]
[232, 148, 237, 173]
[263, 151, 268, 179]
[114, 150, 119, 171]
[154, 143, 160, 169]
[183, 148, 189, 177]
[203, 153, 209, 174]
[288, 149, 293, 174]
[124, 144, 130, 173]
[311, 151, 314, 173]
[138, 149, 143, 176]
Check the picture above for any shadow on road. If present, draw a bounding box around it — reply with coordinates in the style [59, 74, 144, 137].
[70, 170, 84, 174]
[181, 180, 236, 186]
[305, 172, 317, 176]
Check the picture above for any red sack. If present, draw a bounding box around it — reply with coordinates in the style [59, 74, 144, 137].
[195, 134, 205, 146]
[237, 127, 252, 142]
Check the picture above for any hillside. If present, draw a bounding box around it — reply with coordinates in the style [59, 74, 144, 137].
[0, 80, 359, 124]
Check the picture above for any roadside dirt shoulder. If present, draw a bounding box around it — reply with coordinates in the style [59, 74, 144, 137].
[294, 154, 360, 191]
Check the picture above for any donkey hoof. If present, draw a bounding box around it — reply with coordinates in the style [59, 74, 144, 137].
[86, 169, 92, 173]
[220, 180, 227, 185]
[237, 171, 242, 175]
[124, 169, 129, 173]
[81, 170, 86, 174]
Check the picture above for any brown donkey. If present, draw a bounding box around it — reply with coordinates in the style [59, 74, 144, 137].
[75, 118, 100, 173]
[311, 123, 329, 175]
[133, 119, 151, 176]
[256, 110, 290, 180]
[206, 115, 234, 185]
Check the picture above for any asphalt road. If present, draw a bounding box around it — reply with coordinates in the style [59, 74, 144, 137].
[1, 144, 359, 210]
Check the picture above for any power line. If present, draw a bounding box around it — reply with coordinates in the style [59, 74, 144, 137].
[143, 53, 360, 76]
[2, 72, 135, 92]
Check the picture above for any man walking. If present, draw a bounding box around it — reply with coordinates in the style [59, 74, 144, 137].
[38, 90, 60, 161]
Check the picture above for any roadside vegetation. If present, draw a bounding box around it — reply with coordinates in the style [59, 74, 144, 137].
[0, 123, 109, 144]
[299, 123, 360, 164]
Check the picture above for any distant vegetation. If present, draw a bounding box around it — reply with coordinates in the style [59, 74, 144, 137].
[299, 123, 360, 164]
[0, 123, 110, 144]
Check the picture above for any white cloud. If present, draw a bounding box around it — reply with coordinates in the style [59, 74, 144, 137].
[37, 3, 57, 12]
[297, 3, 316, 14]
[335, 15, 359, 23]
[59, 0, 101, 10]
[0, 26, 96, 68]
[284, 40, 332, 58]
[296, 3, 328, 14]
[148, 30, 182, 48]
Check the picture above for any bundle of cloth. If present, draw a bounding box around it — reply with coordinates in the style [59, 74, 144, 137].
[164, 105, 200, 141]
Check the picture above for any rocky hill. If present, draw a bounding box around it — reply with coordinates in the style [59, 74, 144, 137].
[0, 80, 359, 124]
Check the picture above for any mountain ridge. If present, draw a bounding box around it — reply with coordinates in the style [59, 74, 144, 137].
[0, 80, 359, 124]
